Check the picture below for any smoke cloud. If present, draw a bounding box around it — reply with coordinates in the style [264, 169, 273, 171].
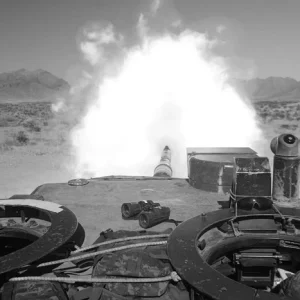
[150, 0, 161, 15]
[66, 1, 264, 178]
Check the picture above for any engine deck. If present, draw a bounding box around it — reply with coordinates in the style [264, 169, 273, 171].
[31, 177, 228, 245]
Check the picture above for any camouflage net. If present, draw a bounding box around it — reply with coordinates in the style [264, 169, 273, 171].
[5, 229, 189, 300]
[272, 271, 300, 298]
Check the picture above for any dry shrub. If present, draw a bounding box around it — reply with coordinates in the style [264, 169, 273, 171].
[280, 124, 298, 131]
[15, 131, 29, 145]
[0, 142, 13, 151]
[22, 119, 41, 132]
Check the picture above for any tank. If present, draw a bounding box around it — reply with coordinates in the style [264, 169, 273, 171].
[1, 134, 300, 300]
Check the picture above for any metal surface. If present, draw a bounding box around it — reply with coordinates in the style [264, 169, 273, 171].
[187, 147, 257, 156]
[167, 208, 300, 300]
[9, 194, 44, 200]
[0, 200, 79, 275]
[188, 158, 234, 193]
[273, 156, 300, 203]
[186, 147, 258, 164]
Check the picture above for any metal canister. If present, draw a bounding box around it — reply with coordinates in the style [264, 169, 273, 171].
[270, 133, 300, 204]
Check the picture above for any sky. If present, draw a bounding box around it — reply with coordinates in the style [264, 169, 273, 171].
[1, 0, 300, 82]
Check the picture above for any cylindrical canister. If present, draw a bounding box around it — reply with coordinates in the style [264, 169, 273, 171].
[138, 206, 171, 229]
[272, 156, 300, 202]
[270, 134, 300, 204]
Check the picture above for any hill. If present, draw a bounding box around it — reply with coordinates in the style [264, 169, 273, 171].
[232, 77, 300, 102]
[1, 68, 300, 103]
[0, 69, 70, 102]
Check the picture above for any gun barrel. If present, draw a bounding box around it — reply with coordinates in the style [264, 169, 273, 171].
[154, 146, 172, 177]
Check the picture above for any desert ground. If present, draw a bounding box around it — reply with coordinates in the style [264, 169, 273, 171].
[0, 100, 299, 244]
[0, 102, 73, 197]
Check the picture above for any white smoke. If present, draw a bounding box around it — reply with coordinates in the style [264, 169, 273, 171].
[171, 19, 182, 29]
[69, 3, 263, 178]
[150, 0, 161, 15]
[51, 98, 67, 113]
[216, 25, 226, 34]
[137, 14, 149, 38]
[79, 23, 124, 66]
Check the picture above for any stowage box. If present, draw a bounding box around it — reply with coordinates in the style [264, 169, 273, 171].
[231, 157, 272, 201]
[187, 147, 258, 194]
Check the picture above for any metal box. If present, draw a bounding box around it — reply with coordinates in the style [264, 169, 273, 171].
[187, 147, 258, 194]
[231, 157, 272, 201]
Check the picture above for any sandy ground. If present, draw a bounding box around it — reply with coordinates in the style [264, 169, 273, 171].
[0, 148, 73, 199]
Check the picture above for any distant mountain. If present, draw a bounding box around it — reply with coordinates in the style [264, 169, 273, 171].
[0, 69, 70, 102]
[1, 69, 300, 103]
[231, 77, 300, 103]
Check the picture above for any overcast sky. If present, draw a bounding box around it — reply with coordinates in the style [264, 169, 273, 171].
[1, 0, 300, 81]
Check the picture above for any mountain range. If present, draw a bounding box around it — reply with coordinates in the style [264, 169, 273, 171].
[0, 69, 300, 103]
[0, 69, 69, 102]
[231, 77, 300, 103]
